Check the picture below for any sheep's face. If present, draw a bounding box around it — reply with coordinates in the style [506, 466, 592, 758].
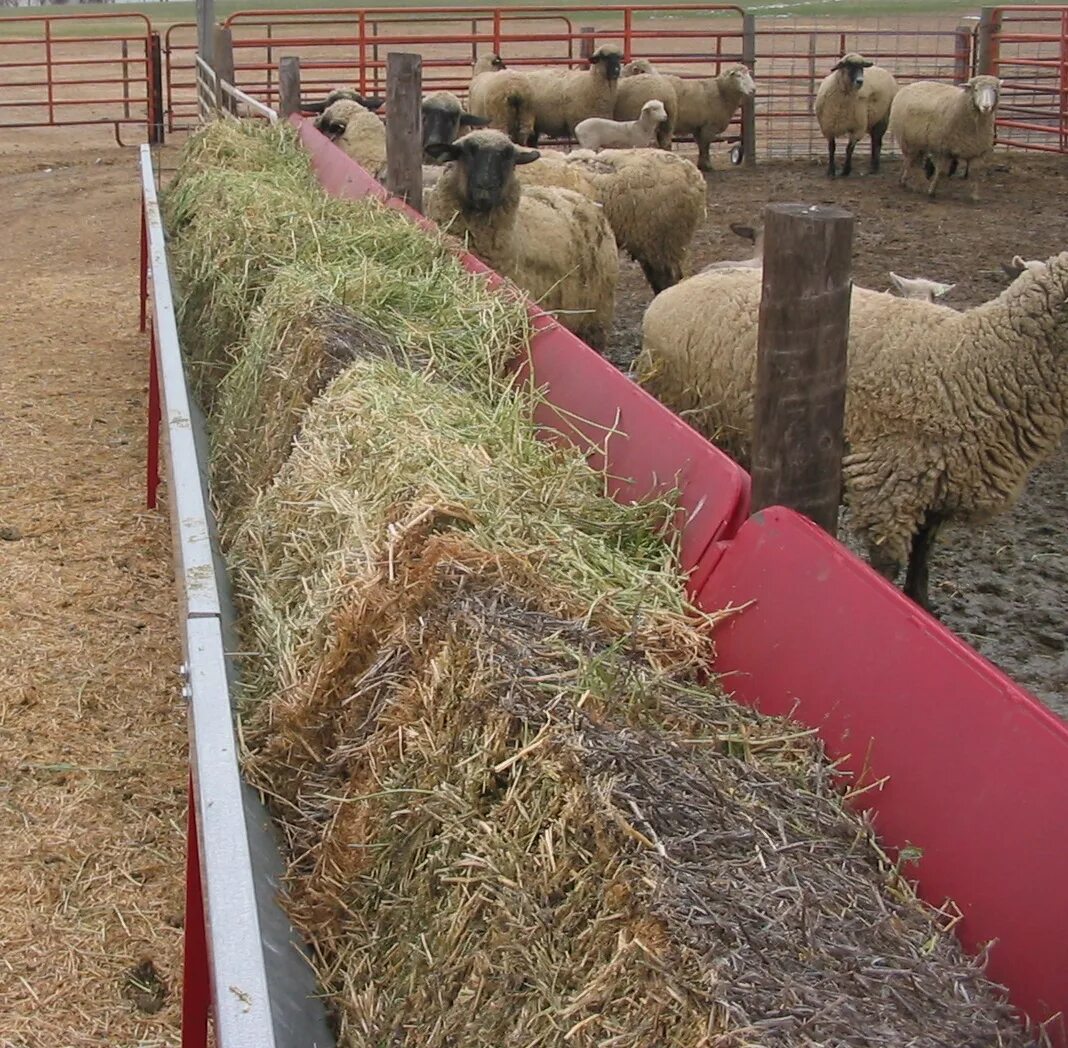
[622, 59, 655, 77]
[590, 45, 624, 82]
[888, 272, 956, 302]
[422, 92, 490, 159]
[832, 55, 873, 92]
[315, 99, 374, 140]
[641, 99, 669, 123]
[427, 130, 540, 212]
[473, 53, 506, 75]
[968, 75, 1001, 114]
[724, 65, 756, 97]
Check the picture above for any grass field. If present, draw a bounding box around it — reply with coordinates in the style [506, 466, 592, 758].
[0, 0, 1030, 36]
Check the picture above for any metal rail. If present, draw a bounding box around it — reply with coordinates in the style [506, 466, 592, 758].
[139, 144, 332, 1048]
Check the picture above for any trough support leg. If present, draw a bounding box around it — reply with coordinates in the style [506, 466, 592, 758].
[139, 196, 148, 333]
[146, 327, 161, 511]
[181, 780, 211, 1048]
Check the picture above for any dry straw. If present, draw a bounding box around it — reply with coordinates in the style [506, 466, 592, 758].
[165, 120, 1039, 1048]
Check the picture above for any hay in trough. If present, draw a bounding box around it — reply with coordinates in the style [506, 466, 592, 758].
[166, 121, 1038, 1048]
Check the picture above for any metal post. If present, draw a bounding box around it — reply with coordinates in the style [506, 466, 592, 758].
[385, 52, 423, 213]
[278, 56, 302, 119]
[751, 203, 854, 536]
[147, 327, 161, 510]
[149, 32, 165, 145]
[180, 781, 211, 1048]
[976, 7, 1000, 76]
[122, 40, 131, 119]
[139, 196, 148, 333]
[741, 13, 757, 165]
[213, 23, 236, 115]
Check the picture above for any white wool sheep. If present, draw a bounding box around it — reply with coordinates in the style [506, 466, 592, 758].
[421, 89, 490, 158]
[313, 97, 387, 177]
[513, 44, 625, 143]
[466, 54, 537, 146]
[425, 130, 618, 350]
[637, 254, 1068, 607]
[514, 147, 707, 293]
[613, 67, 678, 149]
[575, 99, 668, 150]
[887, 272, 956, 302]
[661, 65, 756, 172]
[814, 53, 899, 177]
[889, 76, 1001, 201]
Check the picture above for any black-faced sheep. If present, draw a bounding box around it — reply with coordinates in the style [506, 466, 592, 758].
[421, 90, 490, 158]
[301, 88, 384, 115]
[466, 54, 537, 146]
[889, 76, 1001, 202]
[637, 253, 1068, 608]
[662, 65, 756, 172]
[517, 44, 625, 143]
[575, 100, 668, 150]
[814, 53, 899, 177]
[425, 130, 618, 350]
[313, 97, 387, 177]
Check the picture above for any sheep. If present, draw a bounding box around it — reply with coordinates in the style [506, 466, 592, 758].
[637, 253, 1068, 608]
[575, 99, 669, 150]
[313, 97, 387, 177]
[889, 76, 1001, 202]
[814, 53, 899, 177]
[613, 68, 678, 150]
[421, 90, 490, 158]
[887, 272, 956, 302]
[515, 44, 625, 144]
[661, 65, 756, 172]
[425, 130, 618, 350]
[513, 147, 706, 294]
[466, 54, 538, 146]
[300, 88, 383, 115]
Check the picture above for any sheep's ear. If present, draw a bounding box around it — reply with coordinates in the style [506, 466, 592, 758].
[831, 60, 845, 71]
[513, 147, 541, 165]
[426, 142, 461, 161]
[361, 97, 386, 111]
[1002, 255, 1027, 278]
[888, 271, 907, 294]
[935, 282, 956, 299]
[460, 113, 491, 127]
[859, 58, 874, 68]
[316, 117, 347, 140]
[729, 223, 756, 243]
[302, 98, 330, 114]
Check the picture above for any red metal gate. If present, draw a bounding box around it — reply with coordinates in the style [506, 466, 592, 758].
[983, 4, 1068, 153]
[0, 12, 162, 144]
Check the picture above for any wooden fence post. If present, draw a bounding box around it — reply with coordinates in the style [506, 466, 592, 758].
[385, 52, 423, 213]
[579, 26, 596, 62]
[751, 203, 854, 536]
[278, 56, 302, 119]
[976, 7, 1000, 76]
[212, 24, 236, 115]
[954, 20, 977, 83]
[741, 12, 757, 165]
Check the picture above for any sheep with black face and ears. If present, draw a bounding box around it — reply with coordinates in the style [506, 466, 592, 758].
[301, 88, 383, 114]
[421, 90, 490, 159]
[425, 130, 619, 351]
[313, 96, 388, 177]
[518, 44, 625, 144]
[889, 76, 1001, 202]
[815, 53, 899, 177]
[637, 252, 1068, 609]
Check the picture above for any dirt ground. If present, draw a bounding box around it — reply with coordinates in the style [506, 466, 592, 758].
[0, 125, 185, 1045]
[607, 147, 1068, 715]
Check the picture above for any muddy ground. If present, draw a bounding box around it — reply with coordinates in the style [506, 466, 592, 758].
[608, 148, 1068, 714]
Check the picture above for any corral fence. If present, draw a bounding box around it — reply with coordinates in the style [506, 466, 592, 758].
[0, 11, 163, 144]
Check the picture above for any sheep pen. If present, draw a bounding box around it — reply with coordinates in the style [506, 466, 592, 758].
[158, 118, 1048, 1048]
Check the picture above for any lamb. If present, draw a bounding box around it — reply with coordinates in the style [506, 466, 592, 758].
[466, 54, 537, 146]
[421, 90, 489, 158]
[513, 147, 707, 293]
[889, 76, 1001, 201]
[887, 272, 956, 302]
[575, 99, 669, 150]
[661, 65, 756, 172]
[514, 44, 624, 143]
[613, 66, 678, 149]
[425, 130, 618, 350]
[313, 97, 387, 177]
[637, 253, 1068, 608]
[814, 53, 899, 177]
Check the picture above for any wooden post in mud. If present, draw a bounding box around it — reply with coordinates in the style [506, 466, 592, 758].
[278, 57, 302, 118]
[385, 52, 423, 214]
[751, 203, 854, 537]
[579, 26, 596, 62]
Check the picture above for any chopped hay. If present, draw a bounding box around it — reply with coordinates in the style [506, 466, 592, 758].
[165, 120, 1038, 1047]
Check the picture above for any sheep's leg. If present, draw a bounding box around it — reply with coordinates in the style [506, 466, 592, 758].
[967, 157, 981, 203]
[926, 157, 943, 199]
[696, 129, 713, 172]
[869, 119, 888, 173]
[841, 136, 859, 177]
[903, 512, 945, 611]
[826, 137, 837, 178]
[656, 122, 674, 151]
